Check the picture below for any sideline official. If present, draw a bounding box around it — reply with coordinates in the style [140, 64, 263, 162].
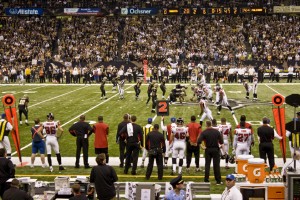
[257, 117, 282, 171]
[69, 115, 93, 168]
[197, 121, 225, 185]
[18, 94, 29, 125]
[145, 124, 165, 180]
[116, 114, 130, 168]
[119, 115, 143, 175]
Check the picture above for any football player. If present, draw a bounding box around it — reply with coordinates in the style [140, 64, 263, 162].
[160, 77, 167, 99]
[170, 118, 188, 175]
[243, 80, 252, 99]
[236, 115, 254, 154]
[233, 121, 254, 157]
[100, 77, 107, 100]
[199, 98, 213, 126]
[219, 118, 232, 169]
[215, 84, 234, 115]
[38, 113, 65, 172]
[134, 79, 142, 100]
[161, 117, 177, 169]
[146, 81, 155, 104]
[18, 94, 29, 125]
[117, 77, 125, 99]
[151, 83, 158, 113]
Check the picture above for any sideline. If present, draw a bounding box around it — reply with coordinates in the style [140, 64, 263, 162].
[12, 85, 134, 156]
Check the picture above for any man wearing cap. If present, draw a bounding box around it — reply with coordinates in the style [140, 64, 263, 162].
[0, 113, 13, 159]
[141, 118, 153, 168]
[18, 94, 29, 125]
[161, 116, 177, 168]
[145, 124, 165, 180]
[165, 175, 185, 200]
[257, 117, 281, 171]
[221, 174, 242, 200]
[3, 178, 33, 200]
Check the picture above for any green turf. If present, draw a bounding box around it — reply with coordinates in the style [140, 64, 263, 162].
[1, 82, 299, 193]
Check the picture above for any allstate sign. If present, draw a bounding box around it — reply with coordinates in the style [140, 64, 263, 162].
[121, 8, 158, 15]
[5, 8, 43, 15]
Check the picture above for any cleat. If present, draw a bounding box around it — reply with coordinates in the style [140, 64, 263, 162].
[195, 168, 201, 172]
[217, 112, 220, 115]
[245, 96, 249, 99]
[59, 166, 65, 170]
[42, 164, 46, 168]
[231, 111, 235, 115]
[100, 97, 103, 100]
[216, 182, 223, 185]
[50, 166, 53, 172]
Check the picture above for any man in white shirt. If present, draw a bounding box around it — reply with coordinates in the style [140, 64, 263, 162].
[221, 174, 243, 200]
[287, 66, 294, 83]
[248, 66, 255, 83]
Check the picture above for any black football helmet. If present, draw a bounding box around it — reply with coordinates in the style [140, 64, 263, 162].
[47, 113, 54, 120]
[177, 118, 184, 125]
[228, 155, 236, 164]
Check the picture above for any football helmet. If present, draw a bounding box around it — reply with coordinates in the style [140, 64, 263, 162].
[177, 118, 184, 125]
[47, 113, 54, 120]
[228, 155, 236, 164]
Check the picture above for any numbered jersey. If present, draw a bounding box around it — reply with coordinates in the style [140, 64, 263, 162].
[43, 121, 58, 135]
[234, 128, 252, 144]
[219, 124, 232, 141]
[172, 126, 188, 142]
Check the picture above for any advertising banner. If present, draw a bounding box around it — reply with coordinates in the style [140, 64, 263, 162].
[5, 8, 43, 15]
[121, 7, 159, 15]
[64, 8, 101, 15]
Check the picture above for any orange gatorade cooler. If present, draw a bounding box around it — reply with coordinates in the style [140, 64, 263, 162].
[236, 155, 254, 176]
[247, 158, 266, 183]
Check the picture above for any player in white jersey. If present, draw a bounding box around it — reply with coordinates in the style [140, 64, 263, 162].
[203, 85, 214, 103]
[215, 84, 234, 115]
[233, 121, 253, 157]
[170, 118, 188, 175]
[117, 77, 125, 99]
[252, 77, 258, 100]
[199, 98, 213, 126]
[38, 113, 65, 172]
[219, 118, 232, 169]
[161, 117, 177, 168]
[243, 81, 252, 99]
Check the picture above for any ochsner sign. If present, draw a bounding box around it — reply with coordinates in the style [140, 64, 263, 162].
[121, 8, 158, 15]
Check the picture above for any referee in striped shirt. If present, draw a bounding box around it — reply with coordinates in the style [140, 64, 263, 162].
[141, 118, 153, 168]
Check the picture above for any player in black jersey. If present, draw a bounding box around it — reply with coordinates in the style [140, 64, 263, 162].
[18, 94, 29, 125]
[146, 81, 155, 104]
[160, 77, 167, 99]
[100, 77, 107, 100]
[151, 84, 158, 113]
[134, 79, 142, 100]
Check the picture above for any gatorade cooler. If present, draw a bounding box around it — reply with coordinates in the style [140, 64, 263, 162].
[236, 155, 254, 176]
[247, 158, 265, 183]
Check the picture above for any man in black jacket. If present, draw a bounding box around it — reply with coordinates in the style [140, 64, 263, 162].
[197, 121, 225, 185]
[116, 113, 130, 168]
[90, 153, 118, 200]
[3, 179, 33, 200]
[69, 115, 93, 169]
[145, 124, 165, 180]
[0, 148, 15, 198]
[119, 115, 143, 175]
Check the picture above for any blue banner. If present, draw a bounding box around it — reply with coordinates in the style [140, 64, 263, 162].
[5, 8, 43, 15]
[121, 8, 159, 15]
[64, 8, 100, 15]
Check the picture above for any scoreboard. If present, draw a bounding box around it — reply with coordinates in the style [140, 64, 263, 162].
[162, 7, 268, 15]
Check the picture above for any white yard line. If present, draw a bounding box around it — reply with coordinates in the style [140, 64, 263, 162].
[265, 84, 283, 96]
[12, 85, 134, 155]
[28, 86, 88, 108]
[0, 85, 47, 98]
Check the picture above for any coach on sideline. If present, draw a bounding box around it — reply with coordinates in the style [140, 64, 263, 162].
[197, 121, 225, 185]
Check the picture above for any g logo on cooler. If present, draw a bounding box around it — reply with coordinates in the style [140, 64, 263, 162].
[243, 164, 248, 172]
[253, 168, 261, 176]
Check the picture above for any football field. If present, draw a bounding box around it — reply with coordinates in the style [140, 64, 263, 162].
[1, 82, 299, 190]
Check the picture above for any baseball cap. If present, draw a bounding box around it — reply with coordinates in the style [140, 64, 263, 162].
[1, 113, 6, 119]
[226, 174, 235, 181]
[148, 118, 152, 124]
[170, 175, 184, 187]
[171, 117, 176, 123]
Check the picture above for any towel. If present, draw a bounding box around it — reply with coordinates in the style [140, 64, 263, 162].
[127, 123, 133, 137]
